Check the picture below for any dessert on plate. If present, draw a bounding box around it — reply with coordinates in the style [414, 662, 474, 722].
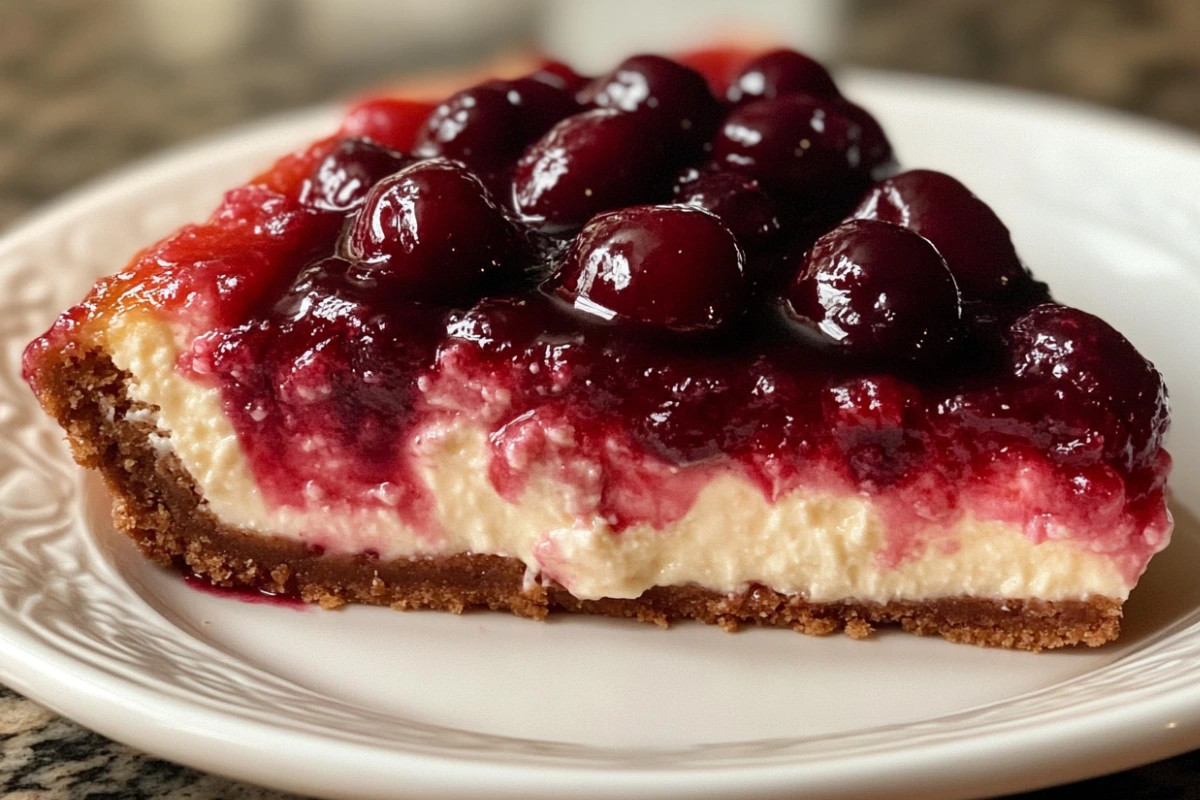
[23, 47, 1171, 650]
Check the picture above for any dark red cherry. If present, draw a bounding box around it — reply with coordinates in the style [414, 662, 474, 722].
[414, 78, 576, 173]
[713, 95, 892, 203]
[499, 77, 581, 139]
[852, 170, 1028, 301]
[415, 85, 520, 172]
[785, 219, 961, 361]
[338, 97, 437, 152]
[545, 204, 746, 333]
[579, 54, 721, 151]
[673, 168, 780, 248]
[512, 109, 671, 233]
[274, 256, 375, 317]
[726, 48, 841, 105]
[1008, 303, 1168, 466]
[299, 138, 412, 213]
[342, 158, 520, 302]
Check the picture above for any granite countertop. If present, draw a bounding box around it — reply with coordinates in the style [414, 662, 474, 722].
[3, 1, 1199, 797]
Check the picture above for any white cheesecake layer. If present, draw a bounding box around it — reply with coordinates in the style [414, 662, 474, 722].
[104, 312, 1132, 603]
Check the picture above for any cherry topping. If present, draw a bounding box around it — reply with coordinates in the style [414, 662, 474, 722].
[579, 54, 721, 151]
[1007, 303, 1168, 467]
[338, 97, 437, 152]
[342, 159, 521, 302]
[274, 256, 375, 317]
[726, 48, 841, 105]
[502, 77, 582, 139]
[673, 168, 781, 249]
[414, 85, 517, 172]
[545, 204, 746, 333]
[785, 219, 961, 362]
[414, 79, 577, 173]
[512, 109, 672, 232]
[299, 138, 411, 213]
[852, 170, 1028, 301]
[824, 375, 920, 486]
[713, 95, 892, 204]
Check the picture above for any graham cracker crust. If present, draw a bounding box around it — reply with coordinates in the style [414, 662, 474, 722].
[29, 343, 1124, 651]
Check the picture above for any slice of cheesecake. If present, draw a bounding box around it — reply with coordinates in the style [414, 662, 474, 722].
[24, 47, 1172, 650]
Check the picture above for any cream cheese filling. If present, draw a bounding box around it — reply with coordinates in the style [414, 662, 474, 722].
[103, 311, 1132, 603]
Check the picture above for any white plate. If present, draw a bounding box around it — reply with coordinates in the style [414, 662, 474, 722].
[1, 71, 1199, 800]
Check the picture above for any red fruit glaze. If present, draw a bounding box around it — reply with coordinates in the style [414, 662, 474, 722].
[339, 97, 437, 152]
[184, 574, 307, 609]
[23, 48, 1170, 577]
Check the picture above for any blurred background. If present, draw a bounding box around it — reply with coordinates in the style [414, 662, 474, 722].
[2, 0, 1199, 230]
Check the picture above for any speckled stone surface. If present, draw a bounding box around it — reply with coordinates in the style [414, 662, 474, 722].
[0, 686, 303, 799]
[2, 1, 1199, 798]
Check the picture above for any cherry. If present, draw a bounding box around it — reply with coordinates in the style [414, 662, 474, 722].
[713, 95, 892, 204]
[342, 159, 521, 302]
[579, 54, 721, 151]
[545, 204, 746, 333]
[502, 77, 582, 138]
[338, 97, 437, 152]
[852, 170, 1028, 301]
[414, 78, 577, 173]
[673, 168, 780, 249]
[512, 109, 672, 232]
[726, 48, 841, 105]
[785, 219, 961, 362]
[274, 256, 376, 318]
[1007, 303, 1168, 467]
[299, 138, 411, 213]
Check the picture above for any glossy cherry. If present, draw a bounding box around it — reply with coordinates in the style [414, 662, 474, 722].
[785, 219, 961, 361]
[503, 77, 582, 138]
[545, 204, 746, 332]
[512, 109, 671, 232]
[713, 95, 892, 203]
[852, 170, 1028, 301]
[96, 48, 1171, 550]
[299, 138, 411, 213]
[726, 48, 841, 105]
[342, 159, 520, 302]
[673, 168, 780, 249]
[414, 78, 577, 173]
[579, 54, 721, 151]
[1008, 303, 1168, 467]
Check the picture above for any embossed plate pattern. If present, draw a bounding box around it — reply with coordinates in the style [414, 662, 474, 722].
[2, 73, 1200, 800]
